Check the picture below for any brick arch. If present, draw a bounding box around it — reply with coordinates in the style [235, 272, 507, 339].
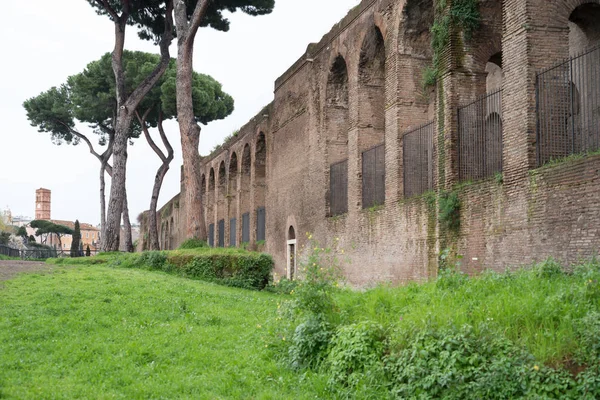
[463, 0, 503, 74]
[239, 144, 252, 244]
[254, 132, 267, 243]
[325, 54, 350, 217]
[357, 24, 386, 209]
[398, 0, 434, 56]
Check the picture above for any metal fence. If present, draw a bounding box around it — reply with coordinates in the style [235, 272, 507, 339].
[0, 244, 101, 260]
[457, 89, 503, 181]
[536, 45, 600, 166]
[403, 121, 435, 197]
[362, 143, 385, 208]
[329, 159, 348, 216]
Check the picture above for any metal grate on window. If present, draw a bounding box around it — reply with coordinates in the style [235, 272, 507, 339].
[256, 207, 266, 242]
[362, 144, 385, 208]
[457, 89, 503, 182]
[403, 121, 435, 197]
[329, 159, 348, 216]
[229, 218, 237, 247]
[208, 223, 215, 247]
[536, 45, 600, 166]
[242, 212, 250, 243]
[218, 219, 225, 247]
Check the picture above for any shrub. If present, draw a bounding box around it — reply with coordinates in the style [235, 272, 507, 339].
[327, 321, 386, 388]
[534, 258, 564, 279]
[178, 238, 209, 250]
[136, 251, 168, 270]
[288, 315, 332, 370]
[175, 252, 273, 290]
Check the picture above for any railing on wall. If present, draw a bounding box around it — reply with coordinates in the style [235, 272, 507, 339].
[256, 207, 266, 242]
[403, 121, 435, 197]
[362, 143, 385, 208]
[329, 159, 349, 216]
[457, 89, 503, 182]
[536, 45, 600, 166]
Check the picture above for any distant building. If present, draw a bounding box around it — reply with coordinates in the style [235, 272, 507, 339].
[31, 188, 100, 252]
[35, 188, 51, 220]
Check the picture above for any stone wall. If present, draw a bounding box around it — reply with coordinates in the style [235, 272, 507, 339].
[152, 0, 600, 287]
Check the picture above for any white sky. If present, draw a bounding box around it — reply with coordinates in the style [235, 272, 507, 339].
[0, 0, 360, 226]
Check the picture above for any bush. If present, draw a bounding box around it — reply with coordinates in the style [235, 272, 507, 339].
[136, 251, 168, 269]
[327, 321, 385, 388]
[174, 252, 273, 290]
[534, 258, 564, 279]
[178, 238, 209, 250]
[288, 315, 332, 370]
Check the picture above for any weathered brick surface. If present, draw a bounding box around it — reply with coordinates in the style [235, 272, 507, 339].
[150, 0, 600, 286]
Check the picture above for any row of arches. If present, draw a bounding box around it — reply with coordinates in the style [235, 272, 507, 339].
[201, 132, 267, 247]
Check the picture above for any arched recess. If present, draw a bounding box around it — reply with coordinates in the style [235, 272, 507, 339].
[569, 3, 600, 153]
[358, 25, 386, 208]
[207, 168, 216, 246]
[326, 55, 349, 217]
[164, 220, 170, 250]
[201, 173, 207, 227]
[569, 2, 600, 55]
[254, 133, 267, 242]
[240, 144, 252, 244]
[228, 152, 239, 247]
[169, 217, 174, 249]
[217, 161, 227, 247]
[286, 225, 297, 280]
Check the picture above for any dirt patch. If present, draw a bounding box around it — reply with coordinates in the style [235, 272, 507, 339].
[0, 260, 55, 282]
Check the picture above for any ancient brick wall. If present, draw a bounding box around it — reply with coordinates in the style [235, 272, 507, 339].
[150, 0, 600, 286]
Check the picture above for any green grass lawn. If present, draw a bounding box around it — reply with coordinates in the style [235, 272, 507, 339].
[0, 266, 326, 399]
[2, 254, 600, 399]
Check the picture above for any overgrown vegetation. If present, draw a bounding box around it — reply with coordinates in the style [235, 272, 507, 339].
[438, 189, 461, 231]
[422, 0, 481, 90]
[269, 250, 600, 398]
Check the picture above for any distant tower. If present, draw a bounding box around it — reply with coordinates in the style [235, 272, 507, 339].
[35, 188, 51, 220]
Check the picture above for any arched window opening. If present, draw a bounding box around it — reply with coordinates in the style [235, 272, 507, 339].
[486, 52, 503, 93]
[241, 144, 252, 244]
[287, 225, 297, 280]
[217, 161, 227, 246]
[326, 55, 349, 216]
[229, 152, 238, 194]
[359, 26, 386, 209]
[255, 133, 267, 242]
[569, 3, 600, 56]
[228, 152, 238, 247]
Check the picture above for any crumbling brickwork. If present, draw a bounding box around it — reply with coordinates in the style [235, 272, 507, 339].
[151, 0, 600, 287]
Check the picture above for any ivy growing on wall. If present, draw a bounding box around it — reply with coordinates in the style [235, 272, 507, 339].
[422, 0, 481, 89]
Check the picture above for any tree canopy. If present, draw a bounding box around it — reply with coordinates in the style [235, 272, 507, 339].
[86, 0, 274, 42]
[24, 51, 233, 144]
[30, 220, 74, 237]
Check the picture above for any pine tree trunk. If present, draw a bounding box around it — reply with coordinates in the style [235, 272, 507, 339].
[148, 162, 171, 250]
[122, 188, 134, 252]
[103, 115, 132, 251]
[174, 1, 209, 241]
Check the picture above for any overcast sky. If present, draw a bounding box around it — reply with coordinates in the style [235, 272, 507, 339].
[0, 0, 360, 226]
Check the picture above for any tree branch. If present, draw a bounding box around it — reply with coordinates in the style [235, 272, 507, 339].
[157, 110, 174, 161]
[136, 108, 167, 163]
[96, 0, 120, 21]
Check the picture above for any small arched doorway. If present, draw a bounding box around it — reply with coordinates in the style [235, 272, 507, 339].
[287, 226, 297, 280]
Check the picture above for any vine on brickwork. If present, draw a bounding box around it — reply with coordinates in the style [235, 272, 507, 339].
[422, 0, 481, 90]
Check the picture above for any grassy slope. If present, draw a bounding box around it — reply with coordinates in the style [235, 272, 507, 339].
[0, 267, 326, 399]
[334, 267, 596, 364]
